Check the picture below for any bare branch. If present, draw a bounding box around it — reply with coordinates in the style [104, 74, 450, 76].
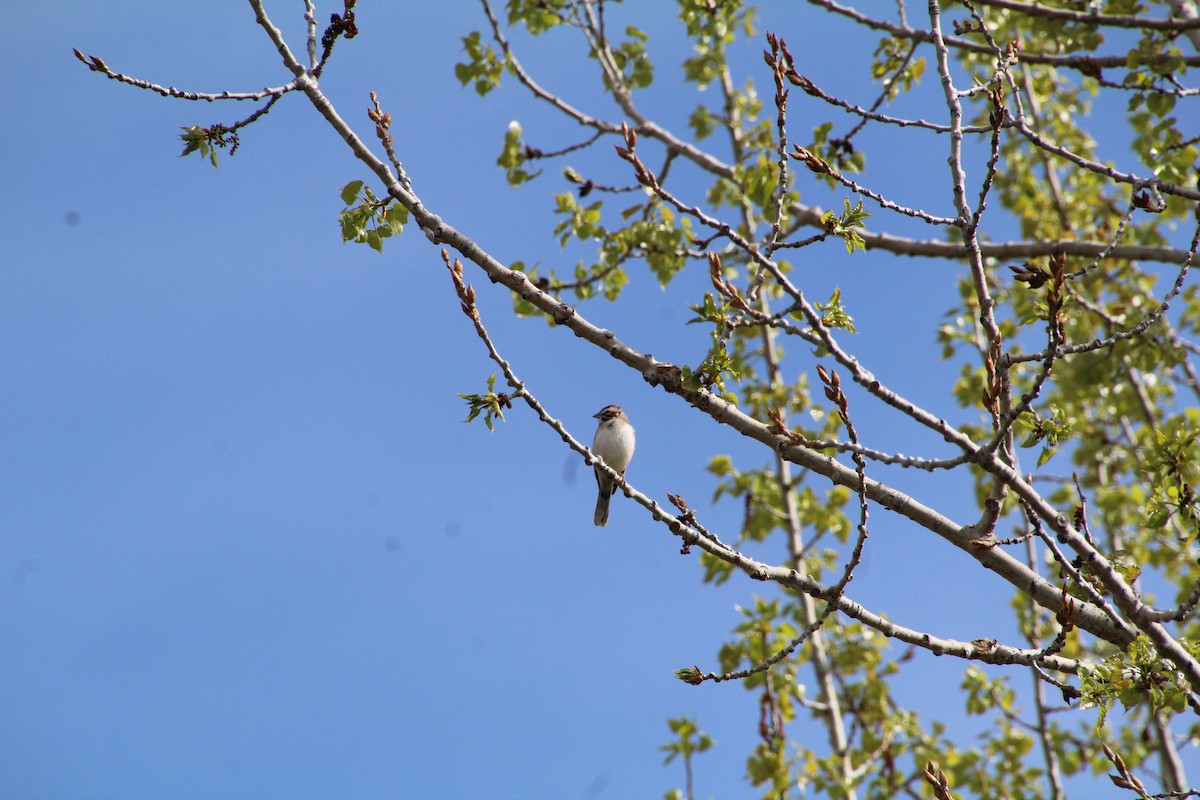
[71, 48, 297, 101]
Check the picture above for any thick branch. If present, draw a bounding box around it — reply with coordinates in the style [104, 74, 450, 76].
[789, 204, 1195, 264]
[973, 0, 1200, 31]
[808, 0, 1200, 68]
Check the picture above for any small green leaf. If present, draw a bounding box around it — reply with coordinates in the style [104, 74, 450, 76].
[179, 125, 205, 157]
[384, 208, 406, 235]
[1146, 91, 1176, 118]
[341, 180, 364, 205]
[1036, 446, 1056, 467]
[1146, 507, 1171, 528]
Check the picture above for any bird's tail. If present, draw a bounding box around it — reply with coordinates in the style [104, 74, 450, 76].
[594, 492, 611, 527]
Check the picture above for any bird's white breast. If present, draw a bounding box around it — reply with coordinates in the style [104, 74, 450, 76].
[593, 419, 636, 472]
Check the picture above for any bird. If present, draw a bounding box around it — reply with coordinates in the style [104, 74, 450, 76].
[591, 404, 636, 526]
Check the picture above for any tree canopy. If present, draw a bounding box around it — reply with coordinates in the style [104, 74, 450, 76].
[75, 1, 1200, 797]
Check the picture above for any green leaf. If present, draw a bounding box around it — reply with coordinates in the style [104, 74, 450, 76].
[340, 180, 364, 205]
[1145, 91, 1176, 118]
[383, 204, 407, 235]
[1036, 445, 1056, 467]
[178, 125, 205, 157]
[1146, 506, 1170, 528]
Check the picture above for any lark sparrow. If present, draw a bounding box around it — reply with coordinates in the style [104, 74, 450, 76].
[592, 404, 636, 526]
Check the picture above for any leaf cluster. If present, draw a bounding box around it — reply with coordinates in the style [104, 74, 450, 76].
[337, 180, 408, 253]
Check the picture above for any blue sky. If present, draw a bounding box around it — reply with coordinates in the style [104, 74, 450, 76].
[3, 2, 1192, 798]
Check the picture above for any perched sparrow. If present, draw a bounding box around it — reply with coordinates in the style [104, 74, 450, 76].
[591, 404, 636, 527]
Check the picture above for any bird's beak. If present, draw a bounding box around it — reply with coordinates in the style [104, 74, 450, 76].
[593, 410, 603, 419]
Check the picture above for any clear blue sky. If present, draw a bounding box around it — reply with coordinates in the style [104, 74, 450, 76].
[2, 3, 1182, 798]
